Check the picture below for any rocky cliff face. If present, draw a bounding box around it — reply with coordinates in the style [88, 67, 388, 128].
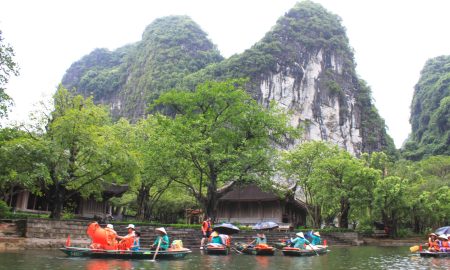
[62, 1, 394, 155]
[258, 49, 362, 154]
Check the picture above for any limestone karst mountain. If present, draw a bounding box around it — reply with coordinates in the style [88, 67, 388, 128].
[403, 55, 450, 160]
[62, 1, 395, 155]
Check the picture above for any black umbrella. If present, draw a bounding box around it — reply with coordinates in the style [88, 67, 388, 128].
[213, 223, 240, 235]
[252, 221, 279, 230]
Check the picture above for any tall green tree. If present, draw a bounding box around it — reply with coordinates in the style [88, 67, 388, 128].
[42, 86, 137, 219]
[0, 30, 19, 118]
[280, 141, 337, 228]
[131, 116, 186, 221]
[373, 176, 409, 236]
[0, 128, 48, 204]
[313, 149, 380, 228]
[153, 79, 294, 218]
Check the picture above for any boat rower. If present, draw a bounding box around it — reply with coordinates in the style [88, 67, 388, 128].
[256, 233, 267, 245]
[151, 227, 170, 250]
[311, 231, 321, 246]
[290, 232, 311, 249]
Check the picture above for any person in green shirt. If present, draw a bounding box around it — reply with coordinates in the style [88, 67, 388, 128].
[311, 231, 321, 246]
[210, 231, 224, 245]
[290, 232, 310, 249]
[151, 227, 170, 250]
[256, 233, 267, 245]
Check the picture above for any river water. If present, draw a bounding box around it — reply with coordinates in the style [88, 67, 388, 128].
[0, 247, 447, 270]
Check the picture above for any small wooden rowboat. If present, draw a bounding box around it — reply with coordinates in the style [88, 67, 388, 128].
[281, 246, 328, 256]
[235, 243, 276, 256]
[420, 250, 450, 258]
[60, 246, 191, 259]
[204, 244, 230, 255]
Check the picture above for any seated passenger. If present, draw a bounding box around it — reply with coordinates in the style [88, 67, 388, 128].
[438, 234, 449, 252]
[104, 224, 119, 248]
[256, 233, 267, 245]
[117, 224, 136, 250]
[290, 232, 311, 249]
[151, 227, 170, 250]
[210, 231, 224, 245]
[131, 231, 141, 251]
[428, 233, 438, 251]
[311, 231, 321, 246]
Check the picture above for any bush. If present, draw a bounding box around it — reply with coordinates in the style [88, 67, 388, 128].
[396, 228, 415, 238]
[0, 200, 10, 218]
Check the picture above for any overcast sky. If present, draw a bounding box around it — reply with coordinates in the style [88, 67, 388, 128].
[1, 0, 449, 148]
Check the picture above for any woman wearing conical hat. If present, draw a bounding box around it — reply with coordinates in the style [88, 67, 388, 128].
[151, 227, 170, 250]
[290, 232, 310, 249]
[311, 231, 321, 246]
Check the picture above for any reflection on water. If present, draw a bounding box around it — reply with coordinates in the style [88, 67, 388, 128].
[0, 247, 449, 270]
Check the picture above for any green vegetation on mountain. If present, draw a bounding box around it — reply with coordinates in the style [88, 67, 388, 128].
[403, 55, 450, 160]
[61, 1, 395, 155]
[62, 16, 223, 120]
[183, 1, 354, 92]
[357, 80, 397, 157]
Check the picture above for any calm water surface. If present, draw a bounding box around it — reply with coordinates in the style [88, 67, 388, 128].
[0, 247, 447, 270]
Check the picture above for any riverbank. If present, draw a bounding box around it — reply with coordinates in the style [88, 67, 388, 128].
[0, 218, 422, 250]
[362, 236, 425, 246]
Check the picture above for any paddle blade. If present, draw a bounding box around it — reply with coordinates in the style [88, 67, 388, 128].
[410, 245, 419, 252]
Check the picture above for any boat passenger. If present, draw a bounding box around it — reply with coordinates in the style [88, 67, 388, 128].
[428, 233, 438, 251]
[104, 224, 119, 247]
[116, 224, 136, 250]
[117, 224, 136, 240]
[438, 234, 449, 252]
[151, 227, 170, 250]
[290, 232, 311, 249]
[256, 233, 267, 245]
[210, 231, 224, 245]
[311, 231, 321, 246]
[131, 231, 141, 251]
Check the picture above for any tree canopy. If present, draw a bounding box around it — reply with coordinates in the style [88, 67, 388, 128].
[0, 30, 19, 119]
[152, 79, 295, 218]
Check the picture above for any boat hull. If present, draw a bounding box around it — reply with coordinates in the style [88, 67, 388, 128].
[60, 247, 191, 260]
[420, 251, 450, 258]
[205, 245, 230, 255]
[235, 244, 276, 256]
[282, 246, 328, 256]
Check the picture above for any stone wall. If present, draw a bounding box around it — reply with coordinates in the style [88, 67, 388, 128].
[0, 219, 362, 250]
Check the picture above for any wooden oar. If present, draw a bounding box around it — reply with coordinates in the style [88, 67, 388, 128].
[232, 246, 243, 254]
[151, 238, 162, 261]
[241, 240, 256, 253]
[308, 244, 319, 256]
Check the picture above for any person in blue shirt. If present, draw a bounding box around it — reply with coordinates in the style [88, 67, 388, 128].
[290, 232, 311, 249]
[311, 231, 321, 246]
[131, 231, 140, 251]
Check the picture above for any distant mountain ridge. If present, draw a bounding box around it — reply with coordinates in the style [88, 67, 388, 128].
[403, 55, 450, 160]
[62, 1, 395, 155]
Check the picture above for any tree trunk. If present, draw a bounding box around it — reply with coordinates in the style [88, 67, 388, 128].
[338, 197, 350, 228]
[136, 184, 150, 221]
[205, 180, 218, 220]
[50, 182, 65, 220]
[313, 205, 322, 228]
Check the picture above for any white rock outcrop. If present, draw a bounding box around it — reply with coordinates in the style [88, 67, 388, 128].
[259, 50, 361, 155]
